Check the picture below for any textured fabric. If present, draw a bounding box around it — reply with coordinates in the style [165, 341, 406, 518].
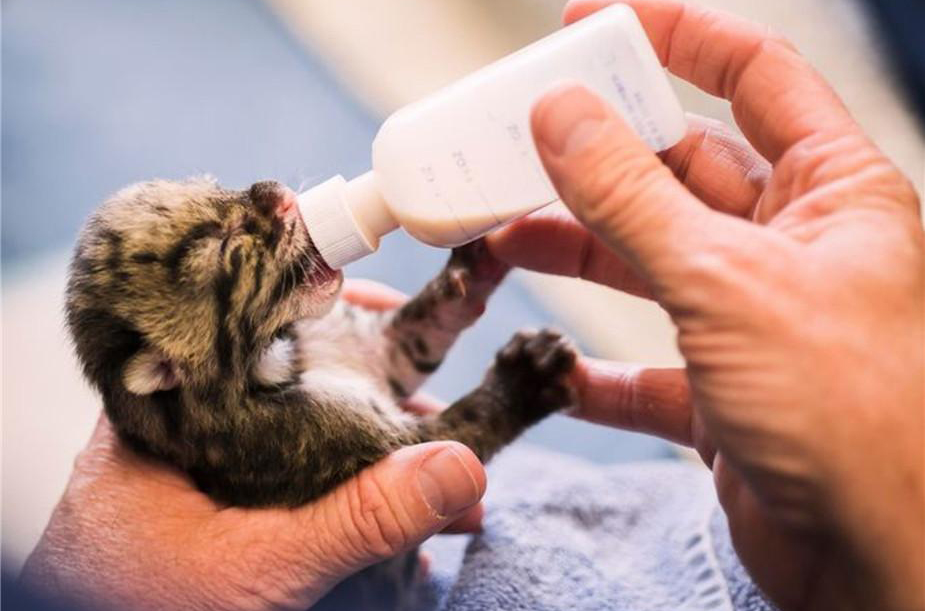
[418, 445, 778, 611]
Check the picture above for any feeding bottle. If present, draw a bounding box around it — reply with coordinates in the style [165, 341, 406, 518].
[298, 4, 686, 269]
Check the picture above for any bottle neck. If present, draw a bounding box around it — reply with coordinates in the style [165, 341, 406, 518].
[343, 171, 398, 241]
[297, 172, 398, 269]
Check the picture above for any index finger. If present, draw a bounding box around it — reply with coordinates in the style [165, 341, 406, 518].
[341, 278, 408, 311]
[485, 204, 655, 300]
[571, 357, 694, 446]
[565, 0, 860, 162]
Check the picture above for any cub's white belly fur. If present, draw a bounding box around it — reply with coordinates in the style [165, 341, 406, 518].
[253, 301, 411, 427]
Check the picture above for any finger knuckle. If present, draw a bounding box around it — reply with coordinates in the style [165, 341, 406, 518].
[573, 145, 670, 231]
[780, 132, 875, 193]
[666, 247, 738, 310]
[762, 27, 798, 55]
[865, 164, 921, 213]
[666, 227, 780, 315]
[895, 174, 921, 211]
[716, 22, 797, 99]
[346, 469, 410, 561]
[779, 132, 920, 220]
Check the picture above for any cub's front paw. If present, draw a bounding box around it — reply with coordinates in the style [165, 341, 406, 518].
[494, 328, 577, 418]
[448, 239, 509, 287]
[444, 239, 510, 302]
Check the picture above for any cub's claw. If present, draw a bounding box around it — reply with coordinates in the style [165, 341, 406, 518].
[444, 267, 469, 300]
[423, 238, 509, 320]
[447, 239, 509, 287]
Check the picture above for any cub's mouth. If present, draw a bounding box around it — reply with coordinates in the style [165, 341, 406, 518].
[280, 229, 343, 295]
[245, 180, 344, 319]
[294, 211, 343, 294]
[285, 196, 343, 309]
[289, 246, 343, 319]
[252, 180, 343, 288]
[301, 245, 343, 297]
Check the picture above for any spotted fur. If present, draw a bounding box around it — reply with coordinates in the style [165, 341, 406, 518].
[67, 176, 579, 608]
[68, 176, 577, 509]
[68, 178, 579, 510]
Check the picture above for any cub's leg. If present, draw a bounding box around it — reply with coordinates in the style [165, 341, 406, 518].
[313, 330, 576, 611]
[325, 331, 575, 611]
[381, 239, 508, 400]
[417, 328, 577, 461]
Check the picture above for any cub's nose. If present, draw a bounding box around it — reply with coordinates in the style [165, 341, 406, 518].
[248, 180, 295, 217]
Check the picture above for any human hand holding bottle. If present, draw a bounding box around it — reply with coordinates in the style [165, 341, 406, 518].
[489, 1, 924, 609]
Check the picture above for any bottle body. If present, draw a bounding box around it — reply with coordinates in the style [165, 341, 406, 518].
[298, 4, 686, 268]
[370, 3, 685, 247]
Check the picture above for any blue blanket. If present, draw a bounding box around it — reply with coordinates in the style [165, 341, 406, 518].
[418, 446, 777, 611]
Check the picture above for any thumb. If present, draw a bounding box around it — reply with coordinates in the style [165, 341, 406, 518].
[306, 441, 485, 578]
[531, 83, 735, 285]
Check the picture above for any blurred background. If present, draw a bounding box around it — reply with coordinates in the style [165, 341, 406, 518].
[3, 0, 923, 572]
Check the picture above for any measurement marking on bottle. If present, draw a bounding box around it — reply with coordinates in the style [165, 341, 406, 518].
[477, 186, 502, 225]
[452, 150, 475, 184]
[420, 164, 442, 199]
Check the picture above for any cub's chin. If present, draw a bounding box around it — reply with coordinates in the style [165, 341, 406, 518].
[293, 271, 344, 319]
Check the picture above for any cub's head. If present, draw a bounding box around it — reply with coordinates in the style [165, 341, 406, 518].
[66, 176, 341, 405]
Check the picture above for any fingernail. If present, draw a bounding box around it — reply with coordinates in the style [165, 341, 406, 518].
[417, 446, 483, 517]
[534, 83, 608, 156]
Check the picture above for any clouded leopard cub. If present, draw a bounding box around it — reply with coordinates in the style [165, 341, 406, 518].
[66, 176, 576, 605]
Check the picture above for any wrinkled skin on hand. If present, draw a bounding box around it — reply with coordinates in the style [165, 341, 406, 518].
[488, 1, 924, 609]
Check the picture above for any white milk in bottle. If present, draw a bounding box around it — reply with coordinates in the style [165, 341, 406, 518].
[298, 4, 686, 269]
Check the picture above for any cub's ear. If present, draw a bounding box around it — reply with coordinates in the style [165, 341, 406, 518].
[123, 348, 179, 395]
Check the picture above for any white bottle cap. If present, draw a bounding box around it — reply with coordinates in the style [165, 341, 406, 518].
[297, 172, 398, 269]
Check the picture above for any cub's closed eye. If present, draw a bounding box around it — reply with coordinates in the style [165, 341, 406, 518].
[219, 234, 231, 256]
[165, 220, 224, 280]
[242, 217, 261, 236]
[219, 217, 263, 257]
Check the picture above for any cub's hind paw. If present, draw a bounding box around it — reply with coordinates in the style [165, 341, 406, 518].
[494, 328, 577, 414]
[496, 328, 575, 376]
